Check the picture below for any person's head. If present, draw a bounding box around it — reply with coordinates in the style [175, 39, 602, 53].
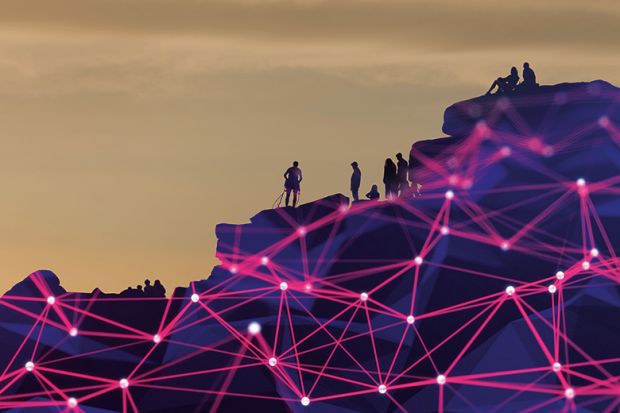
[523, 62, 530, 69]
[385, 158, 392, 166]
[137, 285, 143, 291]
[371, 184, 378, 191]
[154, 280, 162, 286]
[511, 66, 518, 76]
[351, 161, 358, 169]
[396, 152, 403, 160]
[144, 279, 151, 286]
[293, 161, 299, 167]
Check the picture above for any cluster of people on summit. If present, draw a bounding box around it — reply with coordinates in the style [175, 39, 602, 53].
[486, 62, 538, 95]
[120, 279, 166, 297]
[277, 63, 542, 209]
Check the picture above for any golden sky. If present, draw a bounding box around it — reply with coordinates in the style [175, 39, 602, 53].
[1, 0, 619, 294]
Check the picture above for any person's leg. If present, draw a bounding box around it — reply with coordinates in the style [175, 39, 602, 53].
[352, 189, 359, 201]
[293, 191, 298, 207]
[486, 80, 499, 95]
[385, 184, 390, 199]
[285, 189, 291, 207]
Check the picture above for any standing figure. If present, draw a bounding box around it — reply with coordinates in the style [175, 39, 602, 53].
[395, 153, 409, 196]
[383, 158, 397, 199]
[283, 161, 303, 208]
[350, 161, 361, 202]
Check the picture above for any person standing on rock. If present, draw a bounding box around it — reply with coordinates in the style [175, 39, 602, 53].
[350, 161, 361, 202]
[395, 153, 409, 196]
[383, 158, 397, 199]
[283, 161, 303, 208]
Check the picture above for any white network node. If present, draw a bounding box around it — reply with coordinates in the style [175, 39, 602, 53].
[70, 328, 78, 337]
[548, 285, 557, 294]
[406, 315, 415, 325]
[505, 286, 515, 296]
[436, 374, 446, 385]
[565, 387, 575, 399]
[25, 361, 35, 372]
[301, 397, 310, 406]
[378, 384, 387, 394]
[153, 334, 162, 344]
[261, 256, 270, 266]
[268, 357, 277, 367]
[248, 322, 261, 335]
[556, 271, 565, 280]
[553, 362, 562, 372]
[119, 378, 129, 389]
[414, 256, 423, 265]
[191, 293, 200, 303]
[360, 292, 369, 302]
[445, 190, 455, 200]
[590, 248, 599, 257]
[280, 282, 288, 291]
[47, 296, 56, 305]
[582, 261, 590, 270]
[440, 226, 450, 236]
[67, 397, 78, 409]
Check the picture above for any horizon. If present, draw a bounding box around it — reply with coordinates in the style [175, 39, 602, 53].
[2, 0, 620, 294]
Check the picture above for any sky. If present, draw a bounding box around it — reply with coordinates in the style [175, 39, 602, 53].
[1, 0, 619, 294]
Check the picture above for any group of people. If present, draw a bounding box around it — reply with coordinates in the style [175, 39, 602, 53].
[486, 62, 538, 95]
[279, 149, 416, 208]
[120, 279, 166, 297]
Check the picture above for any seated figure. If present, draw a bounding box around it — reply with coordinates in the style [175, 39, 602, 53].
[486, 67, 519, 95]
[517, 62, 539, 92]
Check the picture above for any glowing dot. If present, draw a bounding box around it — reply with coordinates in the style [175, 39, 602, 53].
[440, 226, 449, 236]
[501, 241, 510, 251]
[25, 361, 35, 372]
[230, 266, 238, 274]
[436, 374, 446, 385]
[248, 321, 261, 335]
[553, 362, 562, 372]
[556, 271, 565, 280]
[191, 293, 200, 303]
[414, 256, 423, 265]
[378, 384, 387, 394]
[260, 256, 270, 266]
[119, 378, 129, 389]
[153, 334, 162, 344]
[582, 261, 590, 270]
[542, 146, 554, 157]
[445, 190, 454, 200]
[500, 146, 512, 157]
[67, 397, 78, 409]
[268, 357, 277, 367]
[505, 286, 515, 296]
[565, 387, 575, 399]
[590, 248, 599, 257]
[548, 284, 557, 294]
[301, 396, 310, 406]
[576, 178, 586, 187]
[448, 175, 458, 185]
[599, 116, 610, 128]
[47, 296, 56, 305]
[305, 283, 312, 291]
[280, 282, 288, 291]
[339, 204, 349, 214]
[297, 227, 307, 236]
[360, 292, 369, 302]
[69, 327, 78, 337]
[406, 315, 415, 325]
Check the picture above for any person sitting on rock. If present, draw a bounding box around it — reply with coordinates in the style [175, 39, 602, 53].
[486, 67, 519, 95]
[144, 279, 154, 296]
[517, 62, 539, 91]
[153, 280, 166, 297]
[366, 184, 380, 200]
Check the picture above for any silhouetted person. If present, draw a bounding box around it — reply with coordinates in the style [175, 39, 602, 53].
[144, 279, 154, 297]
[120, 286, 134, 297]
[408, 144, 416, 191]
[486, 67, 519, 95]
[518, 62, 538, 91]
[395, 153, 409, 196]
[383, 158, 398, 199]
[153, 280, 166, 297]
[283, 161, 303, 207]
[366, 184, 380, 200]
[350, 161, 361, 202]
[136, 285, 144, 296]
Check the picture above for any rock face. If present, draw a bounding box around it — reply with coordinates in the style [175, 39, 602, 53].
[1, 81, 620, 412]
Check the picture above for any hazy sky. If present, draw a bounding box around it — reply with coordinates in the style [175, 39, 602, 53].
[1, 0, 619, 294]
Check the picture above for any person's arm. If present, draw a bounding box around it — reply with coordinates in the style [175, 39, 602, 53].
[298, 170, 303, 182]
[283, 169, 289, 180]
